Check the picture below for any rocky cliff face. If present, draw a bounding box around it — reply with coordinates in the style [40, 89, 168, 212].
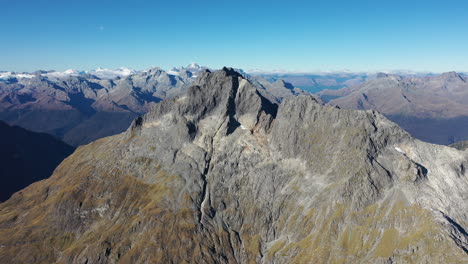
[0, 68, 467, 263]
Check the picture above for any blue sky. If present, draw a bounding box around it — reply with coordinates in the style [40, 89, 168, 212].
[1, 0, 468, 72]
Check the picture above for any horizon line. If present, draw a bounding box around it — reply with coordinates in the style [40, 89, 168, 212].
[1, 64, 467, 76]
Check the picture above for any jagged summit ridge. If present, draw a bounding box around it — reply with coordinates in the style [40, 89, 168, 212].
[0, 65, 305, 146]
[132, 67, 277, 135]
[0, 68, 467, 263]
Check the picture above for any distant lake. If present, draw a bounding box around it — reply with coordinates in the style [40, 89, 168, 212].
[296, 85, 346, 94]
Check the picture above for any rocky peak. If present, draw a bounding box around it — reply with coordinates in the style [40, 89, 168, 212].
[1, 69, 467, 263]
[272, 79, 294, 90]
[178, 69, 193, 79]
[132, 67, 278, 138]
[188, 62, 201, 69]
[439, 71, 465, 82]
[376, 72, 389, 78]
[375, 72, 402, 81]
[441, 71, 460, 78]
[450, 140, 468, 151]
[144, 67, 165, 76]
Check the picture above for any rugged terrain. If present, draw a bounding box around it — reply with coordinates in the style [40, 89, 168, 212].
[0, 121, 74, 202]
[0, 68, 467, 263]
[451, 141, 468, 151]
[320, 72, 468, 144]
[252, 72, 369, 93]
[0, 67, 193, 146]
[0, 64, 302, 146]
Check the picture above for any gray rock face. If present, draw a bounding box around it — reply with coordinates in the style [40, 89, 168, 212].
[322, 72, 468, 144]
[450, 141, 468, 151]
[0, 68, 467, 263]
[247, 75, 312, 103]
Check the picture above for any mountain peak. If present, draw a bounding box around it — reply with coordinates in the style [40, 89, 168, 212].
[187, 62, 201, 69]
[376, 72, 389, 78]
[1, 66, 468, 263]
[220, 66, 243, 77]
[440, 71, 462, 79]
[271, 79, 295, 90]
[435, 71, 467, 83]
[375, 72, 402, 80]
[133, 68, 276, 136]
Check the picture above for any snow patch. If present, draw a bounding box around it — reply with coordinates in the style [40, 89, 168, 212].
[168, 63, 206, 77]
[89, 67, 136, 79]
[16, 73, 35, 79]
[187, 62, 201, 69]
[0, 72, 35, 79]
[238, 78, 248, 90]
[167, 70, 180, 76]
[394, 146, 406, 155]
[42, 69, 83, 78]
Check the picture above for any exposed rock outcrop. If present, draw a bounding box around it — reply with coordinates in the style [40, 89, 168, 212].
[0, 68, 467, 263]
[450, 141, 468, 151]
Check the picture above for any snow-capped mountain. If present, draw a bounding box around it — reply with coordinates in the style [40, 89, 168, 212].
[1, 68, 130, 80]
[1, 63, 209, 81]
[88, 67, 136, 79]
[0, 72, 36, 80]
[41, 69, 86, 79]
[0, 65, 198, 146]
[167, 62, 209, 78]
[40, 68, 136, 80]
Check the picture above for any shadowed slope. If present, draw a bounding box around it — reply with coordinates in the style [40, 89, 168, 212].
[0, 121, 75, 202]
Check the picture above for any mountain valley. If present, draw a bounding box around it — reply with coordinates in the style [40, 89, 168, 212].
[0, 121, 74, 202]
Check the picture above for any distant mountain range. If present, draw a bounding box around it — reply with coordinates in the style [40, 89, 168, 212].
[253, 72, 369, 93]
[0, 121, 74, 202]
[245, 70, 443, 93]
[319, 72, 468, 145]
[0, 67, 191, 146]
[1, 64, 467, 146]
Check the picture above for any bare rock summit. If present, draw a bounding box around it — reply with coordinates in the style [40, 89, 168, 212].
[1, 68, 467, 263]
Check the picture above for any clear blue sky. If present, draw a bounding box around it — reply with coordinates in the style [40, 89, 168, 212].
[2, 0, 468, 72]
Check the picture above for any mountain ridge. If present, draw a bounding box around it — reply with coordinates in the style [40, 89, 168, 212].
[319, 72, 468, 144]
[0, 68, 467, 263]
[0, 64, 305, 146]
